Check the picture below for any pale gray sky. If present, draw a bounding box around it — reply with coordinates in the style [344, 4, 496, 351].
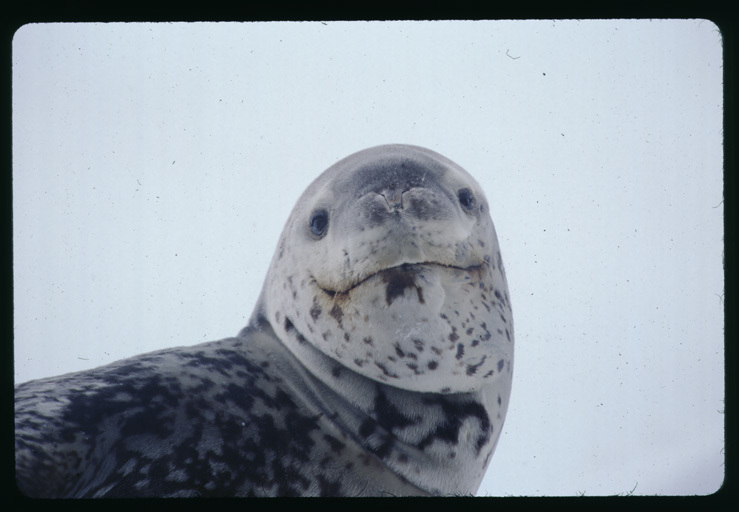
[12, 20, 724, 496]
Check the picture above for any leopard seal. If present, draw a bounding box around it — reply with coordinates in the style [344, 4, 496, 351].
[15, 144, 513, 497]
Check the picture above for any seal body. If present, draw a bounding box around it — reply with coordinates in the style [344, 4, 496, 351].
[15, 144, 513, 497]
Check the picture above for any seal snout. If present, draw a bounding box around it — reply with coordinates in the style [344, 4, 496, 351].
[369, 185, 451, 225]
[379, 186, 407, 211]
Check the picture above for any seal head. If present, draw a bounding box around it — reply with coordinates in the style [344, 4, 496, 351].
[255, 144, 513, 394]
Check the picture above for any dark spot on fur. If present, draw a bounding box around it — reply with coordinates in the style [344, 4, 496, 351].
[310, 299, 322, 320]
[466, 355, 486, 376]
[417, 397, 492, 455]
[374, 388, 418, 431]
[330, 304, 343, 325]
[427, 360, 438, 370]
[455, 343, 465, 360]
[363, 337, 374, 346]
[497, 359, 505, 372]
[374, 362, 399, 379]
[394, 344, 405, 358]
[323, 434, 345, 454]
[359, 418, 376, 438]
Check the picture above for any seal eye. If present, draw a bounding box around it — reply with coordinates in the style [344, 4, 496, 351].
[309, 209, 329, 238]
[458, 188, 476, 211]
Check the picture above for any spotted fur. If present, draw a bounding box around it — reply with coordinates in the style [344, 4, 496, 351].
[15, 144, 513, 497]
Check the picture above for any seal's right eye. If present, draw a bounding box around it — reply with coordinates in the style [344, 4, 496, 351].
[309, 209, 329, 238]
[457, 188, 477, 212]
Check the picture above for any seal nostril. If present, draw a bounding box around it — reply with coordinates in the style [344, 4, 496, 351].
[381, 188, 404, 210]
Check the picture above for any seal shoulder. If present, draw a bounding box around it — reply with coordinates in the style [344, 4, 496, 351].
[15, 332, 427, 497]
[15, 334, 295, 496]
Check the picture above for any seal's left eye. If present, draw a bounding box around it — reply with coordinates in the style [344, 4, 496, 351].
[458, 188, 476, 211]
[309, 209, 329, 238]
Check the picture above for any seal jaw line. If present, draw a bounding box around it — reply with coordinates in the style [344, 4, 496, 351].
[314, 261, 489, 298]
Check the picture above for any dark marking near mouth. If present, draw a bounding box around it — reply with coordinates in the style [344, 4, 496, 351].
[382, 265, 425, 306]
[329, 304, 343, 326]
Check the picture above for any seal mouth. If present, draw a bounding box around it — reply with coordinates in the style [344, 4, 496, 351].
[316, 260, 489, 299]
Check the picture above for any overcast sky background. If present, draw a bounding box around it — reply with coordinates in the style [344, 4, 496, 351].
[12, 20, 724, 496]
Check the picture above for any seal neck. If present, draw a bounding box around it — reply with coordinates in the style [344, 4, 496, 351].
[240, 314, 495, 496]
